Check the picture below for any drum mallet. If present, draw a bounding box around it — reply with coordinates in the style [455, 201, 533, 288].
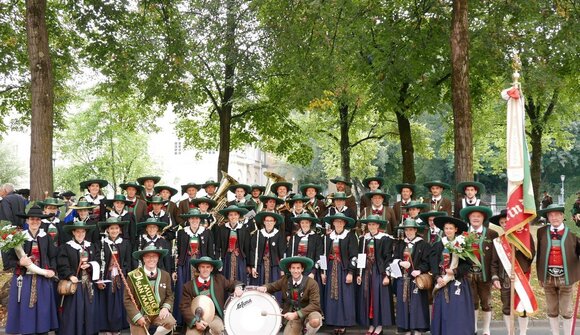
[260, 311, 284, 317]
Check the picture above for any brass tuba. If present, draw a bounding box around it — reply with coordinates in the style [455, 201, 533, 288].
[211, 171, 239, 224]
[258, 171, 288, 213]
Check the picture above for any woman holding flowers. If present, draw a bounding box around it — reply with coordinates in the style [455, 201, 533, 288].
[5, 206, 59, 334]
[430, 216, 475, 335]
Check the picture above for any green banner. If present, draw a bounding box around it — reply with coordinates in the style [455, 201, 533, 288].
[128, 267, 160, 316]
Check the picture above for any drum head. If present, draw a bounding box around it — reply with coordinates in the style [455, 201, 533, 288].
[224, 291, 281, 335]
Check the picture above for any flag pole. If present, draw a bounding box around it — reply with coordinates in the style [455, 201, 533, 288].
[508, 56, 521, 335]
[509, 243, 516, 335]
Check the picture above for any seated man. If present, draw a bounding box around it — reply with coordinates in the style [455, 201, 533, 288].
[179, 256, 244, 334]
[124, 245, 176, 335]
[258, 256, 323, 335]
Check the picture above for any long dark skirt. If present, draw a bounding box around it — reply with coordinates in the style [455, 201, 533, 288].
[59, 281, 98, 335]
[95, 279, 128, 332]
[431, 277, 475, 335]
[395, 277, 430, 332]
[174, 254, 195, 326]
[324, 260, 356, 327]
[356, 264, 394, 327]
[223, 251, 247, 283]
[6, 274, 59, 334]
[250, 263, 282, 302]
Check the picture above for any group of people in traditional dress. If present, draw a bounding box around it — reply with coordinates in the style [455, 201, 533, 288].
[2, 176, 579, 335]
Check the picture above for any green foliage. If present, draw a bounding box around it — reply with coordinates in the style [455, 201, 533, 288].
[0, 0, 81, 132]
[54, 93, 158, 193]
[67, 0, 298, 164]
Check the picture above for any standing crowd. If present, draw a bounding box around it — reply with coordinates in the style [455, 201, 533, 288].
[0, 176, 578, 335]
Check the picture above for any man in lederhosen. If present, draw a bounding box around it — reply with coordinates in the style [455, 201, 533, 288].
[536, 204, 580, 335]
[179, 257, 244, 334]
[460, 206, 498, 335]
[360, 189, 398, 236]
[258, 256, 323, 335]
[490, 209, 535, 335]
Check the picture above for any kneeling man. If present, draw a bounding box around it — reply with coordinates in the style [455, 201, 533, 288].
[258, 256, 323, 335]
[179, 256, 244, 334]
[125, 245, 176, 335]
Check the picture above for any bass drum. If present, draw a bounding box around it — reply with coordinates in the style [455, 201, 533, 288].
[224, 290, 281, 335]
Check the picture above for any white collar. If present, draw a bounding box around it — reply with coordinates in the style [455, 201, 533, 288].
[371, 205, 384, 210]
[441, 236, 458, 245]
[24, 229, 46, 241]
[334, 206, 347, 212]
[109, 209, 128, 217]
[364, 231, 389, 240]
[149, 210, 166, 217]
[404, 236, 423, 247]
[550, 224, 565, 232]
[260, 228, 279, 238]
[66, 239, 91, 250]
[292, 209, 305, 215]
[226, 222, 242, 230]
[430, 226, 441, 233]
[142, 234, 159, 243]
[235, 198, 246, 203]
[126, 197, 137, 202]
[470, 225, 484, 234]
[197, 276, 211, 284]
[293, 276, 303, 286]
[329, 229, 349, 240]
[85, 194, 105, 203]
[104, 236, 123, 245]
[41, 217, 60, 224]
[401, 199, 411, 205]
[432, 195, 442, 201]
[185, 226, 206, 237]
[297, 230, 314, 237]
[144, 267, 157, 276]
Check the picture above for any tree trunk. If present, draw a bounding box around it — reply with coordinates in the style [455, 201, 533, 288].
[396, 83, 416, 183]
[529, 125, 542, 209]
[450, 0, 473, 215]
[338, 103, 351, 181]
[26, 0, 54, 200]
[217, 0, 236, 180]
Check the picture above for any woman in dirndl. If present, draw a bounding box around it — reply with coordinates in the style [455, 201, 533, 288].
[57, 220, 101, 335]
[79, 178, 108, 222]
[5, 206, 59, 335]
[430, 216, 475, 335]
[322, 212, 358, 334]
[173, 208, 215, 327]
[356, 215, 395, 335]
[393, 219, 432, 334]
[214, 205, 251, 282]
[95, 217, 132, 334]
[249, 211, 286, 301]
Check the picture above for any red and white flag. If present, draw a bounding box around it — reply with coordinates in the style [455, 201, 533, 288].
[493, 85, 538, 314]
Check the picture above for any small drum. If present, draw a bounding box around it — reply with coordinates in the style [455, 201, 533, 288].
[224, 290, 281, 335]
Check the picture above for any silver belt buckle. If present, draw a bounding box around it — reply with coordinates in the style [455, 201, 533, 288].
[470, 266, 482, 273]
[548, 266, 564, 277]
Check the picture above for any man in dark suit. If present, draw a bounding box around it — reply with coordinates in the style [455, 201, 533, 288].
[0, 183, 26, 227]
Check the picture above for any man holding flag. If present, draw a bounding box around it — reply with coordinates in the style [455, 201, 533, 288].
[536, 204, 580, 335]
[490, 209, 535, 335]
[493, 65, 539, 335]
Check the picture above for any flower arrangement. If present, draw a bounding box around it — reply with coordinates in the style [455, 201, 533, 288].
[443, 231, 482, 266]
[0, 221, 27, 252]
[0, 220, 50, 277]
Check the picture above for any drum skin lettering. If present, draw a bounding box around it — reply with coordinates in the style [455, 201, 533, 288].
[236, 298, 252, 310]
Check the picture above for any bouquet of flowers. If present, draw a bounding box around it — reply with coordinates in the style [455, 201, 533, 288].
[434, 232, 481, 290]
[444, 231, 482, 267]
[0, 221, 51, 276]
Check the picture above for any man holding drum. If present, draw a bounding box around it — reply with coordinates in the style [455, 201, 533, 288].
[179, 256, 244, 334]
[258, 256, 323, 335]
